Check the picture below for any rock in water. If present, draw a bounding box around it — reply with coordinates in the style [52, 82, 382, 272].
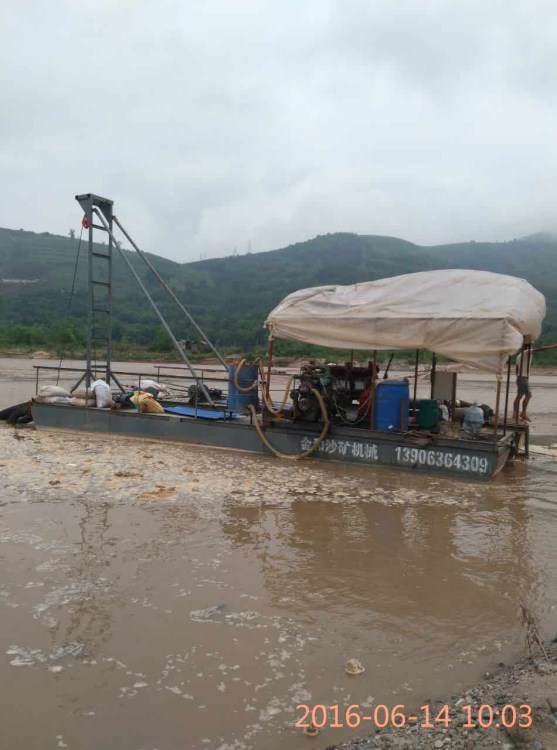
[344, 658, 365, 675]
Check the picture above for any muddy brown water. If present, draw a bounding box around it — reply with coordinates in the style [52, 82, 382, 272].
[2, 358, 557, 749]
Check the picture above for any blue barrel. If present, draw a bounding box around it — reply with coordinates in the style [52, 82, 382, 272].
[228, 364, 259, 411]
[374, 381, 410, 432]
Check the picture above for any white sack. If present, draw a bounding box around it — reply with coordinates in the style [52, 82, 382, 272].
[91, 379, 113, 408]
[37, 385, 73, 398]
[69, 397, 97, 407]
[71, 389, 96, 400]
[265, 270, 546, 373]
[33, 395, 73, 404]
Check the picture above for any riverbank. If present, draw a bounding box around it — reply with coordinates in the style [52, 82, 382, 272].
[332, 637, 557, 750]
[0, 347, 220, 363]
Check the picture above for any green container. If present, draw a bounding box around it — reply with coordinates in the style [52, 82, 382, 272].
[417, 399, 439, 430]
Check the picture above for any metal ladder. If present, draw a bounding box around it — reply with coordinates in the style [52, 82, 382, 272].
[77, 194, 115, 388]
[90, 239, 113, 383]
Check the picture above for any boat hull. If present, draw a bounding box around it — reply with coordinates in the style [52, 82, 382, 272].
[30, 403, 512, 480]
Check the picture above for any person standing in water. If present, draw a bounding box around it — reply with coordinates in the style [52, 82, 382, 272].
[514, 343, 557, 421]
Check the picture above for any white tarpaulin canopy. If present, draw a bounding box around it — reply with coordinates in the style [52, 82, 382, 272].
[265, 270, 546, 373]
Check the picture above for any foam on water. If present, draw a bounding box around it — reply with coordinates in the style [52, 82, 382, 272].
[1, 417, 557, 749]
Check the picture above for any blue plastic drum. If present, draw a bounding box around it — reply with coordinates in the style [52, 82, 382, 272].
[228, 364, 259, 411]
[374, 381, 410, 432]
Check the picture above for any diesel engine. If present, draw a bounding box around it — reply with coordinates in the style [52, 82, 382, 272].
[289, 361, 378, 422]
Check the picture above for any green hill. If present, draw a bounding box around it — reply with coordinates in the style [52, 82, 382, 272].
[1, 227, 556, 357]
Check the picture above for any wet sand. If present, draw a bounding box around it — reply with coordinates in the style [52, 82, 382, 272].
[2, 359, 557, 749]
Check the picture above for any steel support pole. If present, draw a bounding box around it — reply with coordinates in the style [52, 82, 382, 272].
[514, 342, 526, 421]
[113, 216, 227, 370]
[86, 213, 94, 388]
[493, 378, 501, 444]
[106, 210, 113, 385]
[413, 350, 419, 416]
[70, 371, 87, 393]
[92, 208, 214, 405]
[369, 350, 377, 430]
[263, 337, 274, 427]
[503, 357, 511, 435]
[265, 337, 274, 401]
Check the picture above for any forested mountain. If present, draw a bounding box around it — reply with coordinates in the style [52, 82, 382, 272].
[1, 226, 556, 353]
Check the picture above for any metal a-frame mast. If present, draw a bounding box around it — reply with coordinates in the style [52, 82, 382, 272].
[76, 193, 114, 389]
[75, 193, 226, 404]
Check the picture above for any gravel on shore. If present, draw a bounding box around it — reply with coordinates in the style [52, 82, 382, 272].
[326, 639, 557, 750]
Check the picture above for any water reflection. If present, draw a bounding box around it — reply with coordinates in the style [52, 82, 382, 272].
[221, 485, 542, 669]
[43, 500, 118, 654]
[5, 411, 557, 749]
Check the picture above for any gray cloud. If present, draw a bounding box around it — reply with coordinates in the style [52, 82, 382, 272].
[1, 0, 557, 261]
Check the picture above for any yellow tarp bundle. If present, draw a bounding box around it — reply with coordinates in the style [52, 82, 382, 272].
[130, 391, 165, 414]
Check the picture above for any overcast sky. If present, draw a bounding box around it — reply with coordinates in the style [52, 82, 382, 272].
[1, 0, 557, 262]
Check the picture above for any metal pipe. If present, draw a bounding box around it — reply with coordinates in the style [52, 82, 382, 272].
[71, 371, 87, 393]
[106, 209, 114, 385]
[86, 213, 94, 388]
[92, 207, 214, 405]
[194, 377, 198, 418]
[493, 378, 501, 443]
[113, 216, 227, 370]
[383, 352, 394, 380]
[514, 342, 526, 422]
[265, 338, 274, 401]
[34, 363, 230, 382]
[110, 372, 125, 392]
[413, 349, 419, 416]
[503, 356, 511, 434]
[369, 350, 377, 430]
[263, 337, 274, 427]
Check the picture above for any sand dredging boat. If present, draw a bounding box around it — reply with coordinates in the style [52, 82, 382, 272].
[28, 194, 547, 480]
